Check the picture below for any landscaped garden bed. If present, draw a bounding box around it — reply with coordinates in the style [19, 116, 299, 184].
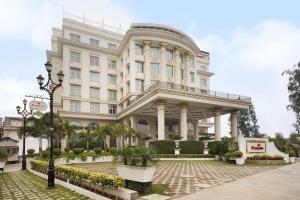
[246, 155, 285, 164]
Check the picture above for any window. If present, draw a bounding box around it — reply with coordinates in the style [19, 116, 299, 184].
[150, 47, 159, 58]
[90, 38, 99, 47]
[151, 63, 160, 75]
[200, 78, 207, 87]
[108, 74, 117, 85]
[135, 61, 144, 73]
[70, 33, 80, 42]
[189, 56, 194, 68]
[180, 54, 184, 65]
[135, 79, 144, 92]
[70, 51, 80, 63]
[108, 90, 117, 100]
[190, 72, 195, 83]
[166, 65, 173, 78]
[70, 68, 80, 79]
[70, 100, 80, 112]
[90, 102, 100, 113]
[108, 43, 117, 50]
[135, 43, 143, 55]
[166, 49, 173, 61]
[90, 87, 100, 99]
[70, 84, 81, 97]
[108, 59, 117, 70]
[90, 55, 99, 66]
[108, 104, 117, 114]
[90, 71, 99, 82]
[180, 69, 184, 80]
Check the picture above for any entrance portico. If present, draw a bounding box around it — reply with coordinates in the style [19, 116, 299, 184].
[118, 82, 251, 141]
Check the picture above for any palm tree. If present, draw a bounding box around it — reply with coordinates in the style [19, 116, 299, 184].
[62, 120, 78, 149]
[79, 127, 96, 151]
[112, 123, 128, 148]
[96, 125, 113, 150]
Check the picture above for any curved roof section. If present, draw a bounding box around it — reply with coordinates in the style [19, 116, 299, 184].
[118, 23, 202, 55]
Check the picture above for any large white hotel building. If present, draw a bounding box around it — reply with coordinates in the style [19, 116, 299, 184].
[47, 14, 251, 143]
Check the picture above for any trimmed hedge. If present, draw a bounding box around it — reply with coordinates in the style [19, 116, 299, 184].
[158, 154, 214, 158]
[30, 160, 124, 188]
[179, 141, 204, 154]
[149, 140, 175, 154]
[224, 151, 243, 160]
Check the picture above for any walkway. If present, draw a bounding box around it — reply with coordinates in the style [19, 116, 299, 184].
[174, 162, 300, 200]
[0, 170, 90, 200]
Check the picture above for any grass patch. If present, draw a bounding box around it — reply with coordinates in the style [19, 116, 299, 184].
[140, 184, 169, 196]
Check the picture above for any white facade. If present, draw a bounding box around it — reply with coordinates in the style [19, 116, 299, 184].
[47, 16, 251, 142]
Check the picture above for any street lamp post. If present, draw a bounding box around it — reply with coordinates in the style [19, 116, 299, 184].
[36, 61, 64, 188]
[16, 99, 32, 170]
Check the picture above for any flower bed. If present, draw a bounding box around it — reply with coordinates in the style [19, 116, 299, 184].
[30, 160, 124, 189]
[246, 155, 285, 164]
[247, 155, 284, 160]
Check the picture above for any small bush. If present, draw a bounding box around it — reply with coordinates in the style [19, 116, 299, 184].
[80, 154, 87, 161]
[64, 147, 70, 153]
[53, 148, 62, 157]
[179, 141, 204, 154]
[93, 147, 102, 155]
[168, 132, 182, 140]
[288, 150, 296, 157]
[225, 151, 243, 160]
[27, 149, 35, 157]
[42, 150, 49, 159]
[149, 140, 175, 154]
[0, 149, 8, 162]
[73, 148, 84, 155]
[109, 147, 117, 155]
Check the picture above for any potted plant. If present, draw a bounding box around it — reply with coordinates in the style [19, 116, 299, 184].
[225, 150, 244, 165]
[115, 146, 159, 193]
[289, 150, 296, 163]
[0, 149, 8, 172]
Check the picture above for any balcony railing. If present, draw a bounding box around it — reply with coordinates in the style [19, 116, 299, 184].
[129, 81, 251, 105]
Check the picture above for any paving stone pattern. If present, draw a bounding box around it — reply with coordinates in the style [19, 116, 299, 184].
[71, 160, 281, 198]
[0, 170, 90, 200]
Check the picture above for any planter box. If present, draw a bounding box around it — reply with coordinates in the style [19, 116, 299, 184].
[174, 148, 181, 155]
[117, 165, 155, 183]
[235, 158, 245, 165]
[290, 157, 295, 163]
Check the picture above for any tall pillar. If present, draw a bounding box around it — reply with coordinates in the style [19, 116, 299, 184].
[157, 100, 166, 140]
[231, 111, 238, 141]
[174, 47, 181, 85]
[160, 43, 167, 82]
[214, 109, 221, 141]
[184, 52, 190, 86]
[130, 116, 137, 145]
[144, 41, 151, 88]
[180, 103, 188, 140]
[194, 120, 199, 141]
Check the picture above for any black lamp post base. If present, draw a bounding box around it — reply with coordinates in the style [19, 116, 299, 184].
[21, 158, 26, 170]
[47, 159, 55, 188]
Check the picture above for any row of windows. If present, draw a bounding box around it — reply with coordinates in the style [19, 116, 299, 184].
[70, 85, 117, 100]
[70, 51, 117, 69]
[70, 100, 117, 114]
[70, 33, 117, 49]
[70, 68, 117, 84]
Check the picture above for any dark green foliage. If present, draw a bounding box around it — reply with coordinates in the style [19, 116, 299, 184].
[109, 147, 117, 155]
[73, 148, 84, 155]
[149, 140, 175, 154]
[93, 147, 102, 154]
[208, 140, 237, 156]
[0, 149, 8, 161]
[41, 150, 49, 159]
[53, 148, 62, 157]
[168, 132, 182, 140]
[178, 141, 204, 154]
[27, 149, 35, 157]
[272, 133, 288, 152]
[224, 150, 243, 160]
[64, 147, 70, 153]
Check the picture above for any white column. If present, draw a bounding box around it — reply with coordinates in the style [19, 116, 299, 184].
[160, 43, 167, 82]
[174, 47, 181, 85]
[231, 111, 238, 140]
[180, 103, 188, 140]
[194, 120, 199, 141]
[144, 41, 151, 89]
[130, 116, 137, 145]
[214, 110, 221, 141]
[157, 101, 165, 140]
[61, 136, 67, 151]
[184, 52, 190, 86]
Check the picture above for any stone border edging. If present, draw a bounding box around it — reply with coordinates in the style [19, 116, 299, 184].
[29, 169, 110, 200]
[159, 158, 215, 161]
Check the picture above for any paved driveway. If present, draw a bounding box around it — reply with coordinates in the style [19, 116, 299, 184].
[71, 160, 281, 197]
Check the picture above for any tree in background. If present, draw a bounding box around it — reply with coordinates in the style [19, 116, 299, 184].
[62, 120, 79, 149]
[79, 127, 96, 151]
[282, 62, 300, 133]
[272, 132, 288, 152]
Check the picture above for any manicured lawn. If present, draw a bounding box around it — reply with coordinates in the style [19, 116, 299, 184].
[0, 170, 90, 200]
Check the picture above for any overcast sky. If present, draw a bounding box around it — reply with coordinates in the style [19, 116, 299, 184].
[0, 0, 299, 137]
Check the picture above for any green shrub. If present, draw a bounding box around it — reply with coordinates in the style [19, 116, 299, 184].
[179, 141, 204, 154]
[64, 147, 70, 153]
[225, 150, 243, 160]
[158, 154, 214, 158]
[109, 147, 117, 155]
[93, 147, 102, 155]
[53, 148, 62, 157]
[80, 154, 87, 161]
[73, 148, 84, 155]
[168, 132, 182, 140]
[27, 149, 35, 157]
[41, 150, 49, 159]
[289, 150, 296, 157]
[0, 149, 8, 162]
[30, 160, 124, 188]
[149, 140, 175, 154]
